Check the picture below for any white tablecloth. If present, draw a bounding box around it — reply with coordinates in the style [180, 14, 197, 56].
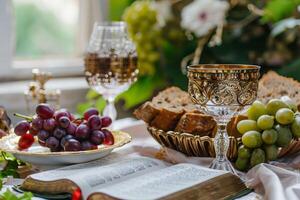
[2, 118, 300, 200]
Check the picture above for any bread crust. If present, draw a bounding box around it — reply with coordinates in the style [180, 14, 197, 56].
[151, 108, 184, 131]
[258, 71, 300, 110]
[175, 113, 216, 136]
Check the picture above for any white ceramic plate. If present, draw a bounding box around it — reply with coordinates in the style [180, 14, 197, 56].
[0, 131, 131, 168]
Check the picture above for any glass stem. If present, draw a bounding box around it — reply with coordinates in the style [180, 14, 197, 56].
[214, 124, 229, 162]
[103, 96, 117, 121]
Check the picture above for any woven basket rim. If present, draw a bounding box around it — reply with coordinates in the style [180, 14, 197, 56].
[147, 126, 238, 140]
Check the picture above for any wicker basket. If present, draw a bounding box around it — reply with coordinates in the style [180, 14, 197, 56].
[147, 126, 300, 161]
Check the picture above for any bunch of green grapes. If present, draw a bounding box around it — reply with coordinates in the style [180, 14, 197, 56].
[123, 1, 162, 75]
[235, 96, 300, 171]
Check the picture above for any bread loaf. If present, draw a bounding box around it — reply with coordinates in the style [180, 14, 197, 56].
[258, 71, 300, 110]
[134, 87, 214, 133]
[135, 71, 300, 136]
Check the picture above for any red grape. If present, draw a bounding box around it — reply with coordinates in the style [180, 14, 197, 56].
[29, 125, 38, 135]
[61, 135, 74, 147]
[64, 139, 81, 151]
[81, 141, 97, 151]
[70, 114, 75, 121]
[43, 118, 56, 131]
[90, 130, 104, 145]
[38, 139, 46, 147]
[102, 129, 114, 145]
[75, 124, 90, 140]
[0, 129, 7, 138]
[53, 127, 66, 139]
[36, 104, 55, 119]
[32, 117, 44, 130]
[18, 134, 34, 150]
[88, 115, 102, 130]
[54, 109, 70, 121]
[37, 130, 50, 141]
[83, 108, 99, 120]
[46, 136, 59, 151]
[67, 123, 77, 136]
[59, 116, 70, 128]
[101, 116, 112, 127]
[14, 120, 30, 136]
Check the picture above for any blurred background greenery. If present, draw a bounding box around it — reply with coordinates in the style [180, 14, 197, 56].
[13, 0, 300, 116]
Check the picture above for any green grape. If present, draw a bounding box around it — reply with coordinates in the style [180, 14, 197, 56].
[242, 131, 263, 148]
[250, 148, 266, 167]
[291, 116, 300, 137]
[262, 129, 278, 144]
[238, 145, 252, 159]
[237, 120, 259, 135]
[281, 96, 298, 112]
[275, 108, 294, 125]
[247, 100, 267, 120]
[275, 124, 293, 147]
[257, 115, 274, 130]
[264, 145, 278, 161]
[266, 99, 289, 116]
[123, 0, 161, 76]
[148, 52, 160, 62]
[235, 157, 249, 171]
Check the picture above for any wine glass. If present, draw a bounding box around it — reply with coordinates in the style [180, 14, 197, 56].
[187, 64, 260, 174]
[84, 22, 138, 121]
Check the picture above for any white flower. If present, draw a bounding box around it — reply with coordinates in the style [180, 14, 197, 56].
[152, 0, 172, 26]
[181, 0, 229, 37]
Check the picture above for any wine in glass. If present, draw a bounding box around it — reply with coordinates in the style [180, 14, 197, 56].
[84, 22, 138, 121]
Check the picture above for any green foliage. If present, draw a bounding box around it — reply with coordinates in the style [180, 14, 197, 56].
[0, 152, 24, 179]
[262, 0, 300, 23]
[76, 90, 106, 116]
[1, 189, 32, 200]
[117, 75, 166, 109]
[79, 0, 300, 111]
[109, 0, 135, 21]
[277, 59, 300, 80]
[0, 154, 32, 200]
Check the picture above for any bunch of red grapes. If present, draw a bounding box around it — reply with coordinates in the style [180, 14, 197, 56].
[14, 104, 114, 151]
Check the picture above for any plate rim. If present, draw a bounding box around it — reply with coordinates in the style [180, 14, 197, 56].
[0, 131, 131, 156]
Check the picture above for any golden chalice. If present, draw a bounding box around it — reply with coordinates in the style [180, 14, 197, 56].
[187, 64, 260, 174]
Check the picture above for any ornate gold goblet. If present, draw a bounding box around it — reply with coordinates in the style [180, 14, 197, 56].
[187, 64, 260, 174]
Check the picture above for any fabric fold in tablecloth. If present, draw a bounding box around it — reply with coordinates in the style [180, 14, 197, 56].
[246, 163, 300, 200]
[113, 120, 300, 200]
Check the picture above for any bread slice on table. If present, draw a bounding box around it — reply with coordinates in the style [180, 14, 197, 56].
[258, 71, 300, 110]
[134, 87, 216, 133]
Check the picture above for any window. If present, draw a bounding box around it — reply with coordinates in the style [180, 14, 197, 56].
[14, 0, 79, 60]
[0, 0, 107, 80]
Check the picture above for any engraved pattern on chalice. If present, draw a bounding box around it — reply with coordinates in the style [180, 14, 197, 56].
[187, 64, 260, 175]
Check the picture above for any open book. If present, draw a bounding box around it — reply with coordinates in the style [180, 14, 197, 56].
[21, 155, 247, 200]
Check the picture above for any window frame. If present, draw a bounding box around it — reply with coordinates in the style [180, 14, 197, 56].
[0, 0, 108, 81]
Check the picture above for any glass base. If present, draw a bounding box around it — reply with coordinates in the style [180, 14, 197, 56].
[209, 158, 238, 176]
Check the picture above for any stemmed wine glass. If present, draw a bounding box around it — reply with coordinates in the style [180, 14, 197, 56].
[84, 22, 138, 121]
[187, 64, 260, 174]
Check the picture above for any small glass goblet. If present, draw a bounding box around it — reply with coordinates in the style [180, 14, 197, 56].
[84, 22, 138, 121]
[187, 64, 260, 174]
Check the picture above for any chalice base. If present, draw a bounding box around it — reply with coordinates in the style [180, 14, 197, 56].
[210, 158, 237, 175]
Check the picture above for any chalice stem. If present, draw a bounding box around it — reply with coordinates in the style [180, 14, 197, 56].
[210, 124, 237, 175]
[214, 124, 229, 161]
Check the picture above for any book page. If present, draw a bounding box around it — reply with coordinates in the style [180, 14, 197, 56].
[94, 163, 226, 200]
[29, 156, 168, 199]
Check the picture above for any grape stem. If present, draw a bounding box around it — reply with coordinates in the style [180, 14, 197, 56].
[14, 113, 33, 122]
